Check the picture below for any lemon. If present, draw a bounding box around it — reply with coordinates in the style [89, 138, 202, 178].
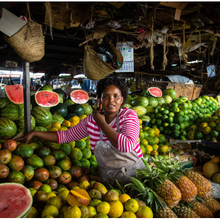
[42, 205, 59, 218]
[64, 206, 81, 218]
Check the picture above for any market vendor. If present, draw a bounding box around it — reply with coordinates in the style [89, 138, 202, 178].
[16, 76, 145, 185]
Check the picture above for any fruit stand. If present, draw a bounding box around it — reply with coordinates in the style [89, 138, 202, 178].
[0, 83, 220, 218]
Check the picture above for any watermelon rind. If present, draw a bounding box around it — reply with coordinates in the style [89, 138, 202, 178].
[0, 182, 33, 218]
[53, 88, 66, 100]
[131, 96, 149, 107]
[35, 90, 59, 107]
[5, 84, 24, 104]
[147, 87, 162, 97]
[68, 104, 85, 116]
[82, 104, 93, 115]
[70, 89, 89, 104]
[50, 103, 68, 118]
[38, 85, 53, 92]
[52, 115, 65, 123]
[146, 96, 158, 107]
[0, 97, 10, 109]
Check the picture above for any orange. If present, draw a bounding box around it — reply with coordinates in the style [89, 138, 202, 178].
[108, 200, 124, 218]
[96, 201, 111, 214]
[119, 194, 131, 205]
[124, 199, 139, 213]
[136, 206, 153, 218]
[121, 211, 137, 218]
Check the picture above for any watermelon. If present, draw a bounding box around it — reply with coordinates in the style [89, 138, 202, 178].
[33, 126, 47, 131]
[54, 88, 66, 100]
[65, 114, 77, 120]
[163, 89, 176, 99]
[31, 106, 53, 126]
[38, 85, 53, 92]
[147, 97, 158, 107]
[70, 89, 89, 104]
[156, 97, 165, 106]
[0, 117, 17, 138]
[5, 84, 24, 104]
[50, 103, 68, 118]
[52, 115, 65, 123]
[16, 115, 36, 131]
[122, 103, 132, 109]
[68, 104, 85, 116]
[0, 104, 19, 120]
[147, 87, 162, 97]
[163, 95, 172, 104]
[58, 93, 63, 103]
[126, 95, 134, 105]
[139, 115, 151, 122]
[82, 104, 93, 115]
[0, 182, 32, 218]
[64, 99, 74, 108]
[131, 96, 149, 107]
[131, 106, 147, 117]
[0, 97, 10, 109]
[15, 103, 24, 120]
[35, 90, 59, 107]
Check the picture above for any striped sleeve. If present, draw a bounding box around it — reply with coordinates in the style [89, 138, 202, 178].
[117, 109, 141, 155]
[56, 115, 90, 143]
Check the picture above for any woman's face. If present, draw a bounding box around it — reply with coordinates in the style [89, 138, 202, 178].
[102, 85, 123, 114]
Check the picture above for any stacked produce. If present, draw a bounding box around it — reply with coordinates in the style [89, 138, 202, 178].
[125, 156, 220, 218]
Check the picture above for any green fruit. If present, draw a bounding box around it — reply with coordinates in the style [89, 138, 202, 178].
[31, 106, 53, 126]
[0, 118, 17, 139]
[163, 89, 176, 99]
[68, 104, 85, 116]
[26, 155, 44, 168]
[131, 106, 147, 117]
[50, 103, 68, 118]
[131, 96, 149, 107]
[15, 144, 34, 158]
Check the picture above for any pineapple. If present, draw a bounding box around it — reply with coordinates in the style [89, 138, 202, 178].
[185, 170, 211, 198]
[136, 159, 181, 209]
[155, 178, 181, 208]
[125, 176, 177, 218]
[190, 199, 213, 218]
[151, 156, 197, 202]
[175, 175, 197, 202]
[174, 205, 200, 218]
[203, 196, 220, 215]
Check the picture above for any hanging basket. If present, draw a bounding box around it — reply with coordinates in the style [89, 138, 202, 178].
[5, 21, 45, 63]
[83, 42, 123, 80]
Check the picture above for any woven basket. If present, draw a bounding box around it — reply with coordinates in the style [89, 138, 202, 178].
[83, 42, 123, 80]
[6, 21, 45, 63]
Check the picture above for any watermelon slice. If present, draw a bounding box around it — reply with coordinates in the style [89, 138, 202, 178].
[0, 182, 33, 218]
[5, 84, 24, 104]
[147, 87, 162, 97]
[70, 90, 89, 104]
[35, 90, 59, 107]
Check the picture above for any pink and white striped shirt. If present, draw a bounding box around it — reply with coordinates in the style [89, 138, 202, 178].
[56, 107, 143, 158]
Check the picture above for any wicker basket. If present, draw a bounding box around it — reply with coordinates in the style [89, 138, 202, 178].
[83, 42, 123, 80]
[6, 21, 45, 63]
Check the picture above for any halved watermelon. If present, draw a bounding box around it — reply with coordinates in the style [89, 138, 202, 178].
[5, 84, 24, 104]
[0, 182, 33, 218]
[35, 90, 59, 107]
[147, 87, 162, 97]
[70, 90, 89, 104]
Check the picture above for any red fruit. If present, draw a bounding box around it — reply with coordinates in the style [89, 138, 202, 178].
[69, 166, 82, 178]
[58, 171, 72, 185]
[7, 155, 24, 171]
[0, 149, 12, 164]
[3, 139, 17, 151]
[45, 178, 58, 191]
[34, 167, 49, 182]
[0, 164, 10, 179]
[28, 180, 43, 190]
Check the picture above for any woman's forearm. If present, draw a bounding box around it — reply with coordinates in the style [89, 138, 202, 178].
[31, 131, 58, 142]
[99, 123, 118, 147]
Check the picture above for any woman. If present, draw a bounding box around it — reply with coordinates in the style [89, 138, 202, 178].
[17, 76, 145, 185]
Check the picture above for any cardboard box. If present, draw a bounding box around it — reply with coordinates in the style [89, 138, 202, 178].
[147, 81, 202, 100]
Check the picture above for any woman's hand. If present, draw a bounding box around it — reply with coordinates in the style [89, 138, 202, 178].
[93, 108, 106, 127]
[15, 131, 35, 144]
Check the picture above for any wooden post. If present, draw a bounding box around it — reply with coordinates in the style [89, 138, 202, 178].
[22, 60, 31, 134]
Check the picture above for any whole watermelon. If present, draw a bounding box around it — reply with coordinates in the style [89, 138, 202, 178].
[31, 106, 53, 126]
[82, 104, 93, 115]
[50, 103, 68, 118]
[131, 106, 147, 117]
[163, 89, 176, 99]
[0, 104, 19, 121]
[53, 88, 66, 100]
[0, 97, 10, 109]
[0, 117, 17, 138]
[16, 115, 36, 131]
[147, 97, 158, 107]
[68, 104, 84, 116]
[131, 96, 149, 107]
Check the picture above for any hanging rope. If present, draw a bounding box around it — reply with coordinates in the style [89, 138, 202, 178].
[44, 2, 53, 40]
[150, 16, 155, 71]
[162, 34, 168, 70]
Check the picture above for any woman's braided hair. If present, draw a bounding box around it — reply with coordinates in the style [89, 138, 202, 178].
[96, 76, 128, 105]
